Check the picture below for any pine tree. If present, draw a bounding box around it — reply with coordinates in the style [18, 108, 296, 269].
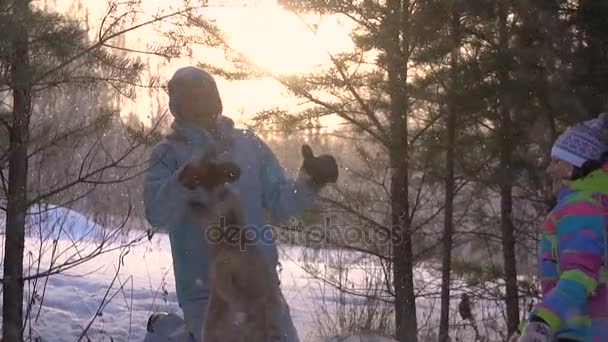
[439, 2, 460, 340]
[570, 0, 608, 116]
[3, 0, 32, 338]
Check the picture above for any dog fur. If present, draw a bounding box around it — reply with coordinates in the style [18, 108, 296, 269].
[189, 159, 285, 342]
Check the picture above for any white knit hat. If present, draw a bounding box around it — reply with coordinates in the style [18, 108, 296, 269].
[551, 113, 608, 167]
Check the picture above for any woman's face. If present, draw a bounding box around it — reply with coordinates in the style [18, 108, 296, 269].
[168, 76, 222, 132]
[176, 96, 218, 131]
[546, 157, 574, 194]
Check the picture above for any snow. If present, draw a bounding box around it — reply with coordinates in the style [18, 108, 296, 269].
[0, 206, 503, 341]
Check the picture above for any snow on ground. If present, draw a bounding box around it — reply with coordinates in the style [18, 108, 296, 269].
[0, 206, 505, 341]
[0, 206, 349, 341]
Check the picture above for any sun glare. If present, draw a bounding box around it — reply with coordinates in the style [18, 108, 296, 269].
[41, 0, 353, 129]
[209, 0, 353, 75]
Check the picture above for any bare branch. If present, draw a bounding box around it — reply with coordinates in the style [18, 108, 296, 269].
[409, 110, 443, 145]
[34, 6, 201, 86]
[0, 167, 7, 201]
[0, 114, 10, 132]
[320, 195, 391, 240]
[26, 117, 106, 160]
[32, 76, 163, 93]
[24, 236, 140, 282]
[78, 248, 131, 341]
[27, 113, 163, 206]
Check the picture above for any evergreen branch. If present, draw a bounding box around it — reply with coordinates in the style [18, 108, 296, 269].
[278, 77, 389, 144]
[324, 0, 381, 34]
[461, 26, 496, 48]
[295, 12, 390, 143]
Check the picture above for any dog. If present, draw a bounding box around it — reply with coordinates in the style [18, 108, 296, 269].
[188, 158, 285, 342]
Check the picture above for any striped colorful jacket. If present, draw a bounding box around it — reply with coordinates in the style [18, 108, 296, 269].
[530, 164, 608, 341]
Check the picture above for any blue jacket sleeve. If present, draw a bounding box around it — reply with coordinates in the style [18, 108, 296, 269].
[257, 137, 319, 222]
[143, 143, 209, 232]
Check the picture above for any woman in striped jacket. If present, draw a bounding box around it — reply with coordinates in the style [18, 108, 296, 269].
[513, 113, 608, 342]
[515, 113, 608, 342]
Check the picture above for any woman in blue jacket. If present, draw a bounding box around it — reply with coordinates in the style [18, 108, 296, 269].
[142, 66, 338, 341]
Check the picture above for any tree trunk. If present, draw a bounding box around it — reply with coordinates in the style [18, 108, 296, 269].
[3, 0, 31, 340]
[386, 0, 416, 341]
[497, 0, 520, 336]
[439, 4, 459, 341]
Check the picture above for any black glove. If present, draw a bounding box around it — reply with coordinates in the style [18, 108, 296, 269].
[300, 144, 338, 187]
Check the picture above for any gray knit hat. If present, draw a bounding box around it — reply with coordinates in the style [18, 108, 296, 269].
[551, 113, 608, 167]
[167, 66, 223, 120]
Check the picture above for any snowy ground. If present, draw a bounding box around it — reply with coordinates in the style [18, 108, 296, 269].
[0, 206, 367, 341]
[0, 206, 506, 341]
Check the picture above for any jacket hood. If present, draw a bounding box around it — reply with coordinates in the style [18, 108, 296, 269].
[559, 164, 608, 200]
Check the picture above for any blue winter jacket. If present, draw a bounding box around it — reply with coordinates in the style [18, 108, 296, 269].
[143, 116, 318, 306]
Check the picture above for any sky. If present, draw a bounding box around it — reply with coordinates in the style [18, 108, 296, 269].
[38, 0, 356, 129]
